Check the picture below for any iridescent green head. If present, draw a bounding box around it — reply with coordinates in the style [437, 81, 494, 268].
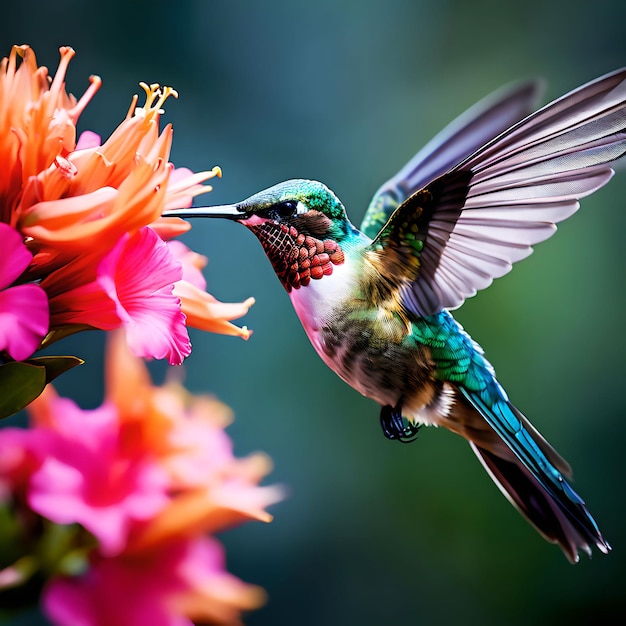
[168, 179, 358, 291]
[234, 179, 353, 240]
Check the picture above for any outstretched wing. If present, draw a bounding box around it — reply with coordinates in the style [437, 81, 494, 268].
[369, 68, 626, 317]
[360, 80, 543, 239]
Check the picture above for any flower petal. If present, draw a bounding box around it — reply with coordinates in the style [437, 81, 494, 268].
[19, 187, 118, 244]
[98, 228, 191, 365]
[163, 166, 220, 211]
[48, 280, 120, 331]
[174, 281, 253, 339]
[167, 241, 207, 290]
[0, 223, 32, 287]
[75, 130, 101, 150]
[0, 284, 49, 360]
[27, 398, 170, 556]
[123, 298, 191, 366]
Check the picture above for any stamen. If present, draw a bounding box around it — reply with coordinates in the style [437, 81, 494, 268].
[48, 47, 76, 100]
[154, 85, 178, 112]
[5, 45, 20, 76]
[126, 94, 139, 120]
[9, 45, 30, 74]
[4, 45, 41, 87]
[134, 82, 179, 121]
[69, 74, 102, 123]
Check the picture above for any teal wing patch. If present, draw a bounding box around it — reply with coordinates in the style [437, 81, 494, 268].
[361, 187, 402, 240]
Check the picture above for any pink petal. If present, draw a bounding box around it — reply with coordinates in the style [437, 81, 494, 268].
[98, 228, 190, 365]
[164, 166, 215, 210]
[0, 284, 49, 360]
[49, 280, 120, 330]
[169, 166, 194, 186]
[166, 241, 207, 290]
[43, 545, 191, 626]
[178, 536, 225, 579]
[107, 228, 182, 295]
[0, 427, 49, 496]
[27, 400, 170, 555]
[123, 296, 191, 366]
[44, 576, 94, 626]
[30, 447, 169, 555]
[0, 222, 33, 288]
[75, 130, 102, 150]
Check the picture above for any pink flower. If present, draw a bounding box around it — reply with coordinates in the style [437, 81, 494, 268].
[0, 222, 49, 360]
[43, 537, 265, 626]
[167, 240, 207, 290]
[48, 227, 191, 365]
[98, 228, 191, 365]
[0, 426, 48, 500]
[0, 334, 282, 624]
[27, 390, 169, 556]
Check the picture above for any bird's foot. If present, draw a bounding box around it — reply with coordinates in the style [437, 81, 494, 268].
[380, 402, 421, 443]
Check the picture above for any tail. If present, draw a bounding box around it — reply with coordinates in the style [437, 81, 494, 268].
[449, 386, 611, 563]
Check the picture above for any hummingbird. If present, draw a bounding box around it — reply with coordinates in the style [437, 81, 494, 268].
[164, 69, 626, 562]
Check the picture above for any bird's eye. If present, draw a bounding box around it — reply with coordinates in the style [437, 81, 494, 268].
[271, 201, 299, 220]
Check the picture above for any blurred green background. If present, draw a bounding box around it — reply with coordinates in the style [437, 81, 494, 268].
[2, 1, 626, 624]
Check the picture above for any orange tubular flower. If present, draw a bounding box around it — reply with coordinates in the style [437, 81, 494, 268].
[0, 45, 86, 224]
[15, 77, 218, 253]
[0, 44, 254, 366]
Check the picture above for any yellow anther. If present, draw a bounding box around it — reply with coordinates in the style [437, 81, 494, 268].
[135, 82, 179, 120]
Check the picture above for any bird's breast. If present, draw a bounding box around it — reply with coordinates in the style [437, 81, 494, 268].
[289, 267, 439, 416]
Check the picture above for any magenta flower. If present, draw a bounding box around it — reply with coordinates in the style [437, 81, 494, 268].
[167, 240, 207, 290]
[27, 393, 169, 556]
[0, 223, 49, 360]
[98, 228, 191, 365]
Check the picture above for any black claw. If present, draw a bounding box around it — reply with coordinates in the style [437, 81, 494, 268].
[380, 403, 421, 443]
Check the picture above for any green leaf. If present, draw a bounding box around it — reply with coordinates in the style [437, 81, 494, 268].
[0, 356, 83, 420]
[26, 355, 84, 384]
[0, 362, 46, 420]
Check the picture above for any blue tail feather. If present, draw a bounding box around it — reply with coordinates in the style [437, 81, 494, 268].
[459, 385, 611, 562]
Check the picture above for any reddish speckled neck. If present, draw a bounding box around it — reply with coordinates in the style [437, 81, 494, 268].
[248, 221, 345, 291]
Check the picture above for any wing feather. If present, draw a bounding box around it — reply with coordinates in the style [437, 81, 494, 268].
[369, 68, 626, 316]
[360, 80, 544, 239]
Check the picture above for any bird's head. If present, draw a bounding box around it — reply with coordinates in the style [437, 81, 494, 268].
[169, 179, 359, 291]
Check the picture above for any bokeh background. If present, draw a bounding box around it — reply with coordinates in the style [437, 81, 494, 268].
[2, 1, 626, 624]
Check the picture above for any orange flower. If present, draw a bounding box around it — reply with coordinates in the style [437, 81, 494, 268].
[15, 74, 219, 255]
[0, 44, 253, 364]
[0, 45, 93, 224]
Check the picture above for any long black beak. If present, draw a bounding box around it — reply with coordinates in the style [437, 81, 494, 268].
[161, 204, 246, 220]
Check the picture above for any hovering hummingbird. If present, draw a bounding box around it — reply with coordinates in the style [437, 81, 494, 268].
[164, 69, 626, 562]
